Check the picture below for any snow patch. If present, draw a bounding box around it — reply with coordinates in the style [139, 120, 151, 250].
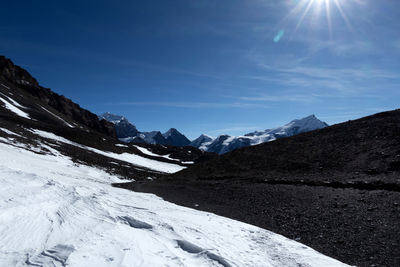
[30, 129, 185, 173]
[0, 127, 23, 137]
[40, 106, 74, 128]
[0, 96, 30, 119]
[115, 144, 128, 148]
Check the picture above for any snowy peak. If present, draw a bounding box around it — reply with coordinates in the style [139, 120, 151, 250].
[192, 115, 328, 154]
[140, 131, 167, 145]
[163, 128, 179, 138]
[99, 112, 126, 124]
[286, 114, 328, 132]
[252, 114, 328, 138]
[99, 112, 138, 139]
[100, 114, 191, 147]
[190, 134, 214, 149]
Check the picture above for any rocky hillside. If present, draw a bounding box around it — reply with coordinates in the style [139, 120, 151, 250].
[0, 56, 116, 137]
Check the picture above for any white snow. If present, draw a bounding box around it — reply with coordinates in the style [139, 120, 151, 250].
[134, 145, 191, 163]
[0, 140, 350, 267]
[197, 115, 327, 154]
[115, 144, 128, 148]
[134, 145, 160, 157]
[0, 127, 23, 137]
[0, 96, 30, 119]
[0, 92, 25, 109]
[40, 106, 75, 128]
[29, 129, 185, 174]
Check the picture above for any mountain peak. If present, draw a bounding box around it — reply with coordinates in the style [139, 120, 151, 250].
[192, 115, 328, 154]
[164, 128, 178, 136]
[99, 113, 126, 123]
[100, 113, 138, 138]
[289, 115, 328, 130]
[163, 128, 190, 146]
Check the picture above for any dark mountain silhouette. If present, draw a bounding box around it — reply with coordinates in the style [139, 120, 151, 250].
[100, 113, 191, 147]
[0, 56, 116, 137]
[163, 128, 191, 146]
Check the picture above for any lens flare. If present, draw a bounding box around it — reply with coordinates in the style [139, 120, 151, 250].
[289, 0, 359, 35]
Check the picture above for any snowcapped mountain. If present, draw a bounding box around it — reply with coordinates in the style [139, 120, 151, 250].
[190, 134, 214, 150]
[99, 112, 139, 139]
[140, 131, 167, 144]
[192, 115, 328, 154]
[101, 113, 191, 147]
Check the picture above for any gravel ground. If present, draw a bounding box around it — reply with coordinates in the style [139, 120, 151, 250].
[115, 179, 400, 267]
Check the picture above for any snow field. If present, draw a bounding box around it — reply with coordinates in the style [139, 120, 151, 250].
[0, 140, 351, 267]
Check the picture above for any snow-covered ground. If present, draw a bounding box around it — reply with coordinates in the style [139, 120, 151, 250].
[29, 129, 185, 174]
[0, 137, 351, 267]
[0, 95, 30, 119]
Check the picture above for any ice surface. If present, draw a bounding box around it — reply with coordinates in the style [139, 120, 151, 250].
[0, 139, 351, 267]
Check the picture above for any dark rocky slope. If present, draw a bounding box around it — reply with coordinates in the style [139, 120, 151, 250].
[0, 56, 116, 137]
[119, 109, 400, 267]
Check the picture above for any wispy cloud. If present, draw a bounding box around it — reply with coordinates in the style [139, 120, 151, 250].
[108, 101, 271, 109]
[208, 125, 262, 135]
[244, 59, 400, 96]
[236, 93, 317, 103]
[394, 40, 400, 50]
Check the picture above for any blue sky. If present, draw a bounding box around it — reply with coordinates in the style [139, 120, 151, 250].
[1, 0, 399, 139]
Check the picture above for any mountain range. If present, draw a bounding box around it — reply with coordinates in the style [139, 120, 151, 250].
[101, 112, 328, 154]
[99, 112, 191, 146]
[190, 115, 328, 154]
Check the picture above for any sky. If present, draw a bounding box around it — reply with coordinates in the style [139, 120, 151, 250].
[1, 0, 399, 139]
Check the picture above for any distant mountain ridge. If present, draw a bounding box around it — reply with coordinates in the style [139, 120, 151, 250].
[99, 112, 191, 147]
[101, 112, 328, 153]
[190, 115, 328, 154]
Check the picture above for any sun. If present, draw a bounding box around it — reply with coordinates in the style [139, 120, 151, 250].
[288, 0, 357, 35]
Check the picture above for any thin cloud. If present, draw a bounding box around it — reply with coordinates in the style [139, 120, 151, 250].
[237, 93, 317, 103]
[109, 101, 271, 109]
[208, 125, 262, 135]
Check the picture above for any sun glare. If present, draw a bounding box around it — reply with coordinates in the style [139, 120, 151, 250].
[287, 0, 358, 36]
